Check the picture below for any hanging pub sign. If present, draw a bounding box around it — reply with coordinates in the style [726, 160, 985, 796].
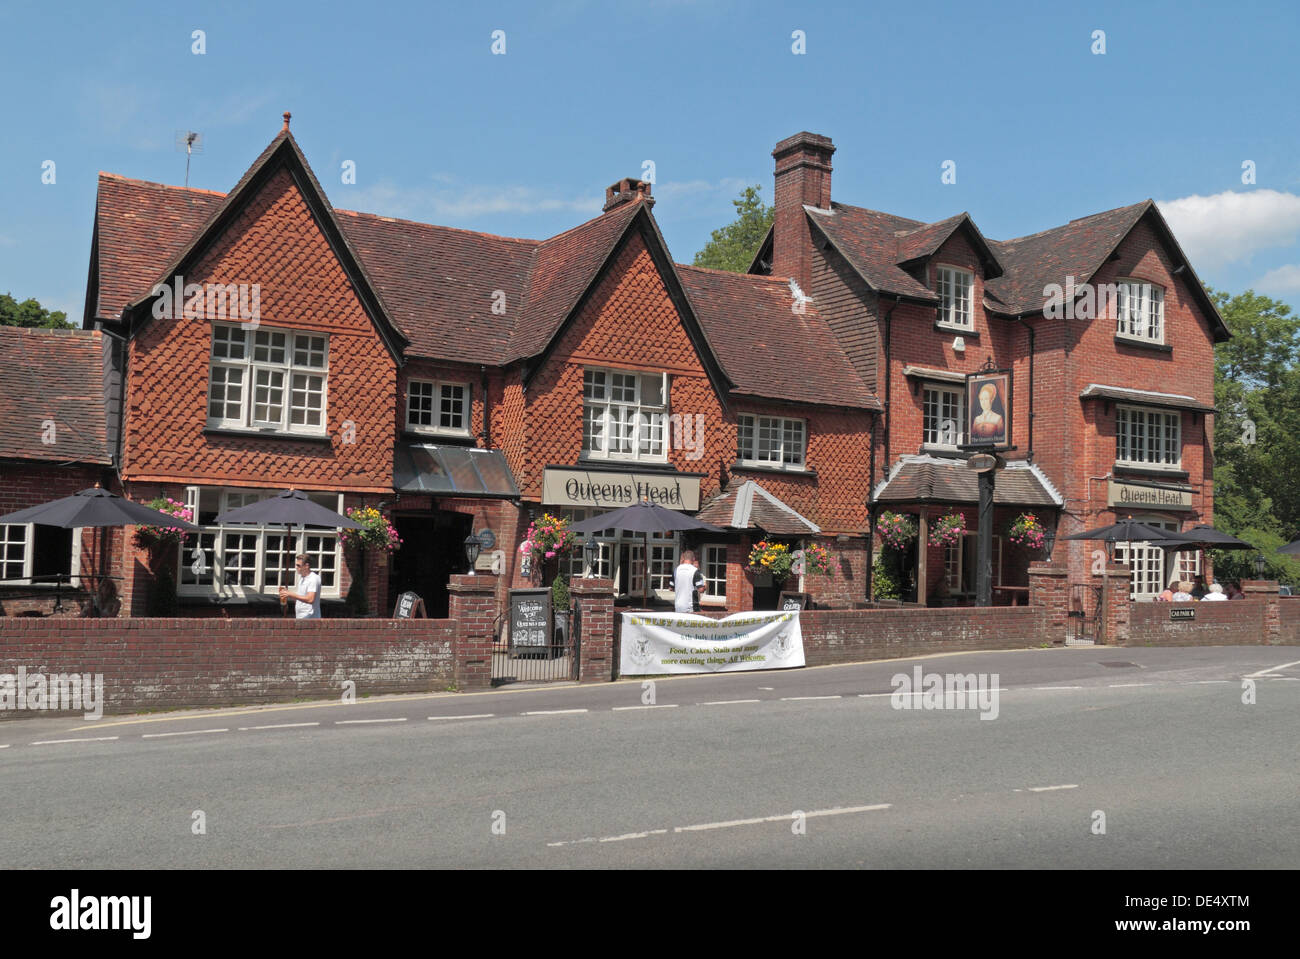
[964, 358, 1013, 451]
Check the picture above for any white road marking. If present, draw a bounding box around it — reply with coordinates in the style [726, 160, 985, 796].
[238, 722, 320, 731]
[31, 736, 119, 745]
[701, 699, 760, 706]
[859, 689, 1009, 698]
[1108, 683, 1153, 688]
[1027, 784, 1079, 792]
[781, 695, 841, 701]
[599, 829, 668, 843]
[522, 709, 588, 716]
[141, 728, 229, 739]
[1271, 677, 1300, 681]
[675, 804, 891, 833]
[757, 687, 774, 690]
[1244, 659, 1300, 679]
[612, 704, 678, 711]
[335, 718, 408, 725]
[427, 713, 495, 721]
[0, 744, 10, 749]
[1034, 686, 1083, 690]
[1185, 681, 1231, 685]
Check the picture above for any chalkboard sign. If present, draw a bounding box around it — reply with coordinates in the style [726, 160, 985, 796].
[778, 591, 810, 611]
[393, 591, 426, 619]
[509, 588, 551, 650]
[1170, 606, 1195, 621]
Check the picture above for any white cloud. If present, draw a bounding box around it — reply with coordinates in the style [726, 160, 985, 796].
[1255, 263, 1300, 294]
[1158, 189, 1300, 269]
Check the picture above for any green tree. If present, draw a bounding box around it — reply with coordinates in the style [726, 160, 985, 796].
[1208, 286, 1300, 585]
[0, 292, 70, 328]
[692, 185, 774, 273]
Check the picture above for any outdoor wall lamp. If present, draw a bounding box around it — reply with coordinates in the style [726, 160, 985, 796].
[1042, 523, 1057, 559]
[464, 534, 482, 575]
[583, 538, 600, 578]
[1254, 551, 1266, 578]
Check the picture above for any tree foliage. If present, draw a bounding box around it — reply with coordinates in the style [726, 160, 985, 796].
[1208, 287, 1300, 584]
[0, 292, 70, 328]
[692, 185, 774, 273]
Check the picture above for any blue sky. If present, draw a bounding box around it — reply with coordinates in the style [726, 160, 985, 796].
[2, 0, 1298, 321]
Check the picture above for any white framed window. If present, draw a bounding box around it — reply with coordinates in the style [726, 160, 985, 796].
[1115, 519, 1199, 600]
[701, 544, 727, 605]
[556, 508, 677, 599]
[923, 385, 966, 448]
[582, 368, 668, 462]
[936, 265, 974, 330]
[1117, 405, 1181, 468]
[207, 323, 328, 434]
[944, 532, 1002, 595]
[177, 486, 341, 599]
[737, 414, 806, 468]
[0, 524, 79, 585]
[406, 379, 471, 435]
[1115, 279, 1164, 343]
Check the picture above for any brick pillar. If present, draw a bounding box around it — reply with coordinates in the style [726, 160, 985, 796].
[449, 573, 498, 690]
[1243, 579, 1281, 643]
[1096, 565, 1131, 645]
[570, 576, 614, 683]
[1028, 562, 1068, 642]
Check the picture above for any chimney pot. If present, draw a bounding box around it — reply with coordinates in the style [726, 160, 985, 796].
[603, 177, 654, 212]
[282, 111, 292, 132]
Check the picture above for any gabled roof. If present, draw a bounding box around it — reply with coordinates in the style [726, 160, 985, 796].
[872, 455, 1062, 507]
[676, 266, 878, 410]
[696, 479, 821, 535]
[804, 204, 937, 302]
[0, 327, 111, 465]
[894, 212, 1003, 279]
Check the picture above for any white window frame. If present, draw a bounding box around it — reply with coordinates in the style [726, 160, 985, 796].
[1115, 518, 1199, 601]
[737, 413, 807, 469]
[1116, 405, 1181, 469]
[922, 385, 967, 448]
[406, 379, 472, 437]
[0, 524, 81, 585]
[701, 544, 728, 606]
[935, 265, 974, 331]
[1115, 278, 1165, 344]
[581, 368, 670, 463]
[207, 323, 329, 435]
[557, 507, 678, 600]
[177, 486, 342, 600]
[944, 532, 1002, 595]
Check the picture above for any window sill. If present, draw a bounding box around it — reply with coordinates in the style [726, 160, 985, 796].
[934, 323, 978, 337]
[1114, 334, 1172, 353]
[731, 461, 816, 477]
[576, 455, 672, 469]
[919, 446, 968, 459]
[1113, 464, 1189, 482]
[204, 427, 333, 445]
[402, 430, 475, 444]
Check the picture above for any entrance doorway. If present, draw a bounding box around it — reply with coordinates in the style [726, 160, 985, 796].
[390, 511, 473, 618]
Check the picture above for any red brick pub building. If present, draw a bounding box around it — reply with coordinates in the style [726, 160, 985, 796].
[1, 117, 1225, 621]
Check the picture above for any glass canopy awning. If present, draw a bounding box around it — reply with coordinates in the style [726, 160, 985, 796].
[394, 444, 520, 498]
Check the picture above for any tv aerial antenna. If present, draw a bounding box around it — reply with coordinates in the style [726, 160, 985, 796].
[174, 130, 204, 188]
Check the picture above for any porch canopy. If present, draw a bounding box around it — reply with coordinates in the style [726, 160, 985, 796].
[695, 479, 820, 535]
[394, 444, 519, 498]
[872, 455, 1062, 508]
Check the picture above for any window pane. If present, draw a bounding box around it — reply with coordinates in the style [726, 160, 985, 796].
[408, 381, 434, 427]
[439, 384, 466, 430]
[0, 525, 27, 581]
[293, 335, 327, 368]
[222, 533, 259, 587]
[253, 330, 287, 364]
[253, 369, 285, 425]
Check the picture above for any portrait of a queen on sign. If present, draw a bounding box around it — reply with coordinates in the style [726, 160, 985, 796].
[967, 372, 1010, 447]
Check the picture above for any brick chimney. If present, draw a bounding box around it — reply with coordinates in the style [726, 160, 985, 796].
[771, 132, 834, 290]
[603, 177, 654, 212]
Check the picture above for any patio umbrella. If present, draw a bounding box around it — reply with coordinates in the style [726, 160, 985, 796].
[1279, 539, 1300, 556]
[0, 485, 199, 611]
[1061, 518, 1196, 643]
[214, 490, 363, 613]
[569, 500, 724, 607]
[1170, 525, 1254, 551]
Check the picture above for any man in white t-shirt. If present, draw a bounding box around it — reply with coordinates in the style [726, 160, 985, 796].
[673, 550, 706, 614]
[279, 553, 322, 619]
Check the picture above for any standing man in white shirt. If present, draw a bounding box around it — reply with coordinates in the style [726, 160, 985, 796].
[673, 550, 707, 614]
[279, 553, 322, 619]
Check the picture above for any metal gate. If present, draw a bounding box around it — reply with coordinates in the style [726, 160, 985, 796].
[491, 603, 580, 686]
[1066, 584, 1102, 644]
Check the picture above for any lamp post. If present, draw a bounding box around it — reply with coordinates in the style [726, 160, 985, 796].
[582, 538, 599, 579]
[1254, 551, 1266, 579]
[464, 534, 482, 575]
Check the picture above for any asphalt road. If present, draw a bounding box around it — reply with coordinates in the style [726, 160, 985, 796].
[2, 646, 1297, 868]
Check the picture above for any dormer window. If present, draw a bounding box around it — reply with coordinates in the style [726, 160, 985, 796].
[936, 266, 974, 330]
[1115, 279, 1164, 344]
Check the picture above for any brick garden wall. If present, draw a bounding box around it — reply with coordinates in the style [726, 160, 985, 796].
[800, 605, 1051, 666]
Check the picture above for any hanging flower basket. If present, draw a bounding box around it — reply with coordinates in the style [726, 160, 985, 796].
[339, 506, 403, 553]
[796, 543, 833, 576]
[748, 540, 794, 582]
[878, 512, 918, 551]
[929, 512, 967, 548]
[1007, 512, 1046, 551]
[519, 512, 576, 563]
[132, 498, 194, 548]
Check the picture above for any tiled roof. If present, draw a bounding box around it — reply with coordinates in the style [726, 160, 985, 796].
[872, 455, 1062, 507]
[676, 266, 879, 410]
[805, 203, 936, 301]
[0, 327, 111, 465]
[696, 479, 821, 534]
[1079, 383, 1216, 414]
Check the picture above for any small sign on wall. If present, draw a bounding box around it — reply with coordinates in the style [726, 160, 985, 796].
[394, 591, 426, 619]
[1170, 607, 1195, 621]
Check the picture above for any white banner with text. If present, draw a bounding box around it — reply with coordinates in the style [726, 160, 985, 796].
[620, 610, 805, 675]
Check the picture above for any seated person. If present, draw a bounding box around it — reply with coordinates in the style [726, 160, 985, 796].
[1202, 582, 1228, 601]
[1170, 580, 1195, 602]
[1227, 581, 1246, 600]
[1156, 580, 1177, 602]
